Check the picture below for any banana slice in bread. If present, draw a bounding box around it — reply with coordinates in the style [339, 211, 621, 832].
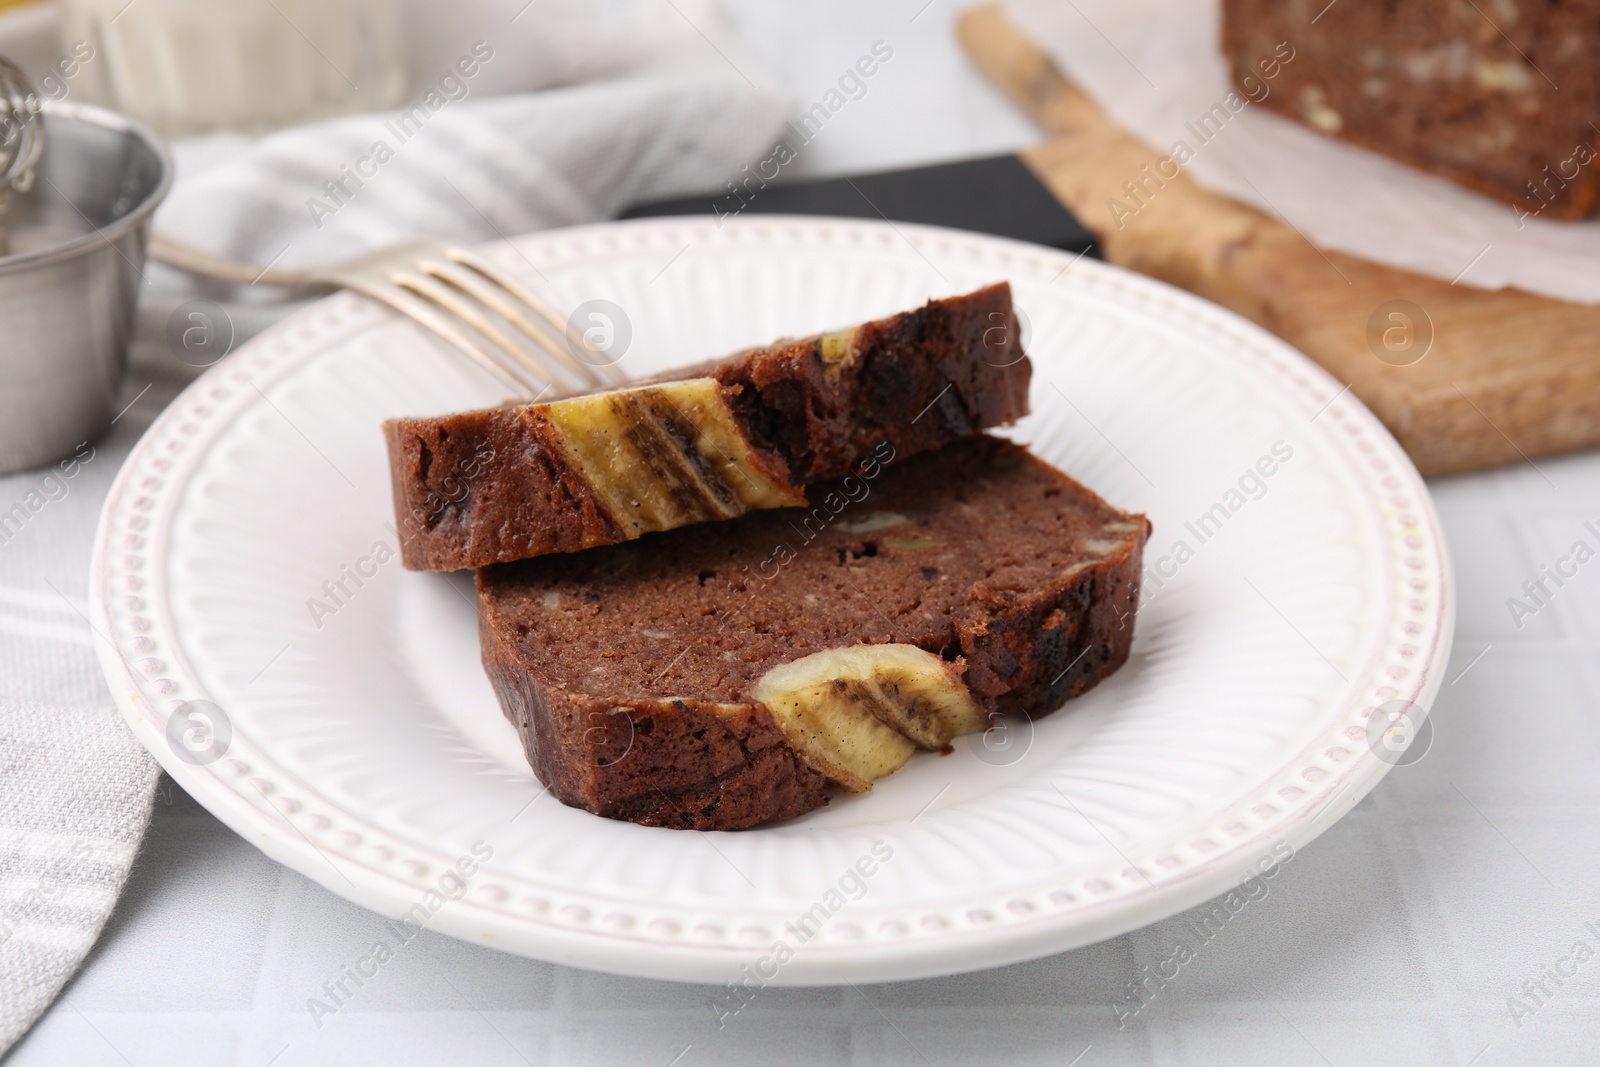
[542, 378, 805, 532]
[754, 644, 988, 791]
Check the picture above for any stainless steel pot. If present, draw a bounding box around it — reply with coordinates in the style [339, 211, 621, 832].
[0, 100, 172, 474]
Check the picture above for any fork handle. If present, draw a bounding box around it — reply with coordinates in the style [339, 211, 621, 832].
[148, 233, 318, 289]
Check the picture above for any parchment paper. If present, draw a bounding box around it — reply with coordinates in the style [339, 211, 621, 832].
[1006, 0, 1600, 304]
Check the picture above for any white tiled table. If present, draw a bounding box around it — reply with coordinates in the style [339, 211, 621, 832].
[14, 3, 1600, 1064]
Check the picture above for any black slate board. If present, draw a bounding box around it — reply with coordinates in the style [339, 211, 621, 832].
[622, 154, 1098, 257]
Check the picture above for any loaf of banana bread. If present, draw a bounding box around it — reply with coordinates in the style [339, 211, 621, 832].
[1222, 0, 1600, 220]
[387, 284, 1031, 571]
[477, 435, 1149, 830]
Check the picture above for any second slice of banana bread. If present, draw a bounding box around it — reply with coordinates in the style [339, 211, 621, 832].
[478, 436, 1149, 831]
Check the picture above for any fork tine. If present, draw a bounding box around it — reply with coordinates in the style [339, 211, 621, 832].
[389, 270, 565, 395]
[340, 277, 545, 398]
[445, 248, 630, 387]
[415, 258, 607, 390]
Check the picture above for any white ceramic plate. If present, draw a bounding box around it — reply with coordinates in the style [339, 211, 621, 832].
[90, 217, 1453, 985]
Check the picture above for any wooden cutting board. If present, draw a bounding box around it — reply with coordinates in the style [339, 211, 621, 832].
[957, 4, 1600, 478]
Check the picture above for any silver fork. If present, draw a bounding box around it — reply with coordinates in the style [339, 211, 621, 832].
[149, 233, 628, 397]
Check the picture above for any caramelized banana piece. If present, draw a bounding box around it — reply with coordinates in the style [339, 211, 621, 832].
[818, 326, 861, 384]
[753, 681, 915, 793]
[542, 378, 805, 537]
[752, 644, 987, 791]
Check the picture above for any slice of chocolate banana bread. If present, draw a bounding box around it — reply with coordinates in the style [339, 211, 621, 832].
[1222, 1, 1600, 219]
[478, 436, 1150, 831]
[387, 283, 1030, 571]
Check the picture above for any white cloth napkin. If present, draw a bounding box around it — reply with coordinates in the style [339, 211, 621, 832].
[152, 0, 789, 293]
[0, 0, 791, 1051]
[1004, 0, 1600, 304]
